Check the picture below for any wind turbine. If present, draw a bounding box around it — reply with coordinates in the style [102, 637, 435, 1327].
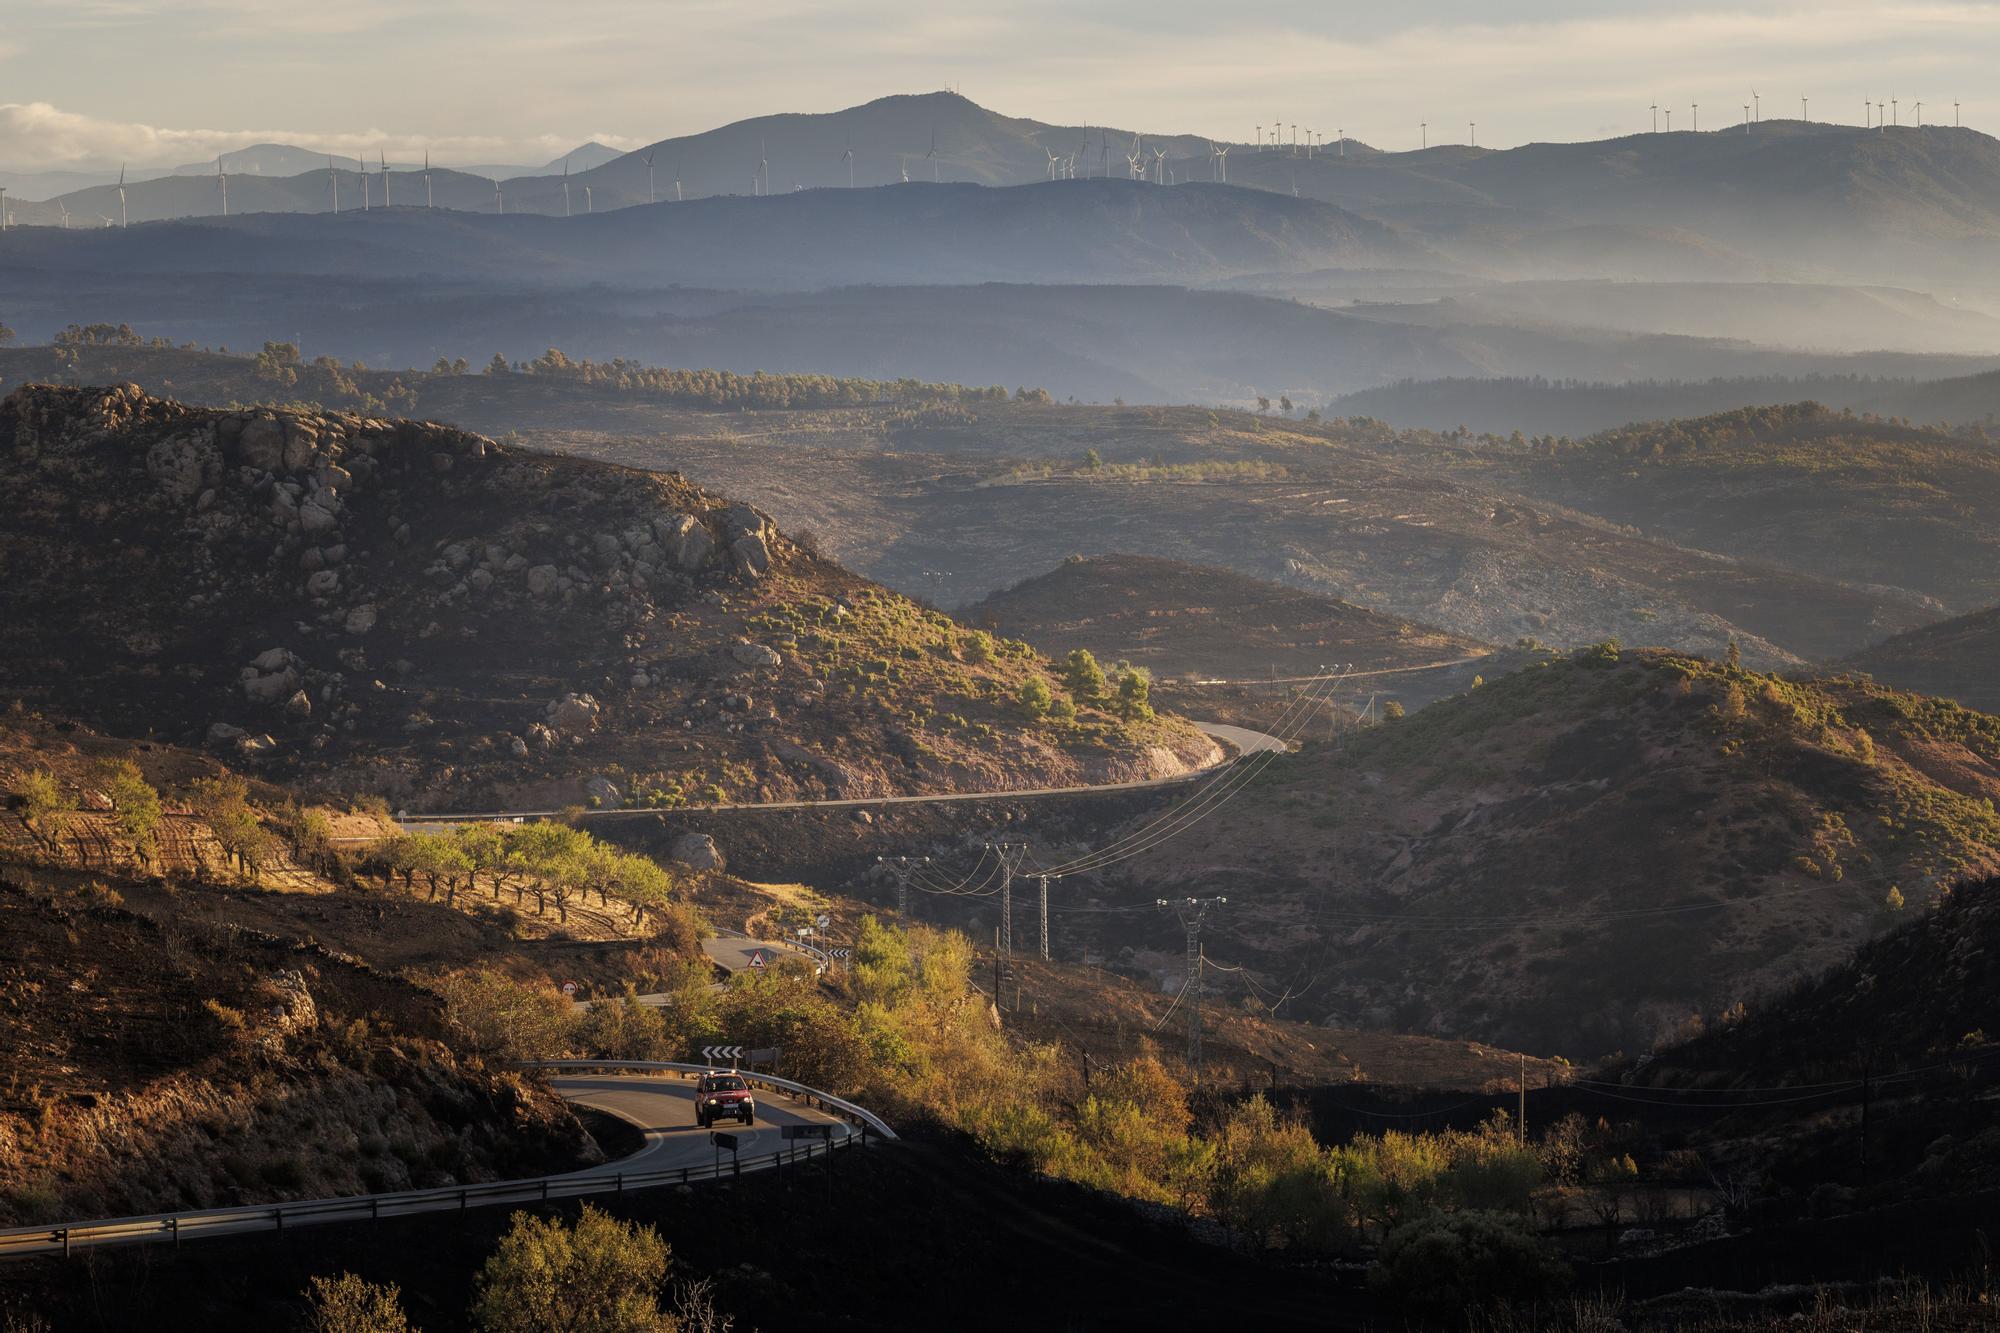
[360, 156, 370, 210]
[1045, 146, 1061, 180]
[423, 149, 432, 208]
[57, 200, 68, 230]
[1650, 102, 1658, 133]
[583, 183, 593, 213]
[842, 139, 855, 187]
[1152, 145, 1167, 184]
[1956, 100, 1961, 127]
[759, 139, 770, 195]
[0, 187, 8, 231]
[216, 155, 228, 217]
[1744, 104, 1751, 132]
[898, 154, 909, 183]
[1892, 96, 1899, 126]
[327, 156, 340, 214]
[1337, 127, 1344, 158]
[493, 178, 504, 214]
[674, 168, 682, 201]
[379, 150, 390, 207]
[1664, 109, 1672, 132]
[926, 127, 939, 181]
[1801, 96, 1808, 122]
[1915, 101, 1924, 127]
[1692, 102, 1699, 133]
[1753, 89, 1760, 122]
[1469, 121, 1476, 146]
[642, 149, 656, 202]
[116, 164, 128, 227]
[1866, 99, 1873, 127]
[562, 160, 572, 215]
[1420, 121, 1427, 149]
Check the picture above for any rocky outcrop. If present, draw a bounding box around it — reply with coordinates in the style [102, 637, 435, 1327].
[545, 692, 602, 732]
[670, 833, 724, 871]
[731, 641, 783, 669]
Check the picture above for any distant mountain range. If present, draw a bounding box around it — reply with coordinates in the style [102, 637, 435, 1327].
[0, 178, 1431, 288]
[13, 93, 2000, 296]
[1214, 119, 2000, 288]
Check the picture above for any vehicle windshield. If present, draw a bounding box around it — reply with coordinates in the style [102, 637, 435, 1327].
[707, 1076, 747, 1091]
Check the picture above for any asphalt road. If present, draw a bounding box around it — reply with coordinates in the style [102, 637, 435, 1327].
[553, 1072, 857, 1175]
[0, 1069, 863, 1260]
[571, 927, 810, 1013]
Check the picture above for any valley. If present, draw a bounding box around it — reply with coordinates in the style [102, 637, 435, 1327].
[5, 51, 2000, 1333]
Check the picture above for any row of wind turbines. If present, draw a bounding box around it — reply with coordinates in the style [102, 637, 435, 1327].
[1647, 92, 1965, 133]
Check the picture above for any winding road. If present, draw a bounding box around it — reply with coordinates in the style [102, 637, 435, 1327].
[383, 720, 1287, 829]
[0, 1065, 874, 1261]
[554, 1071, 857, 1173]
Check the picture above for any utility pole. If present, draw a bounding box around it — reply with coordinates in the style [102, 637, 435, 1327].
[988, 842, 1028, 954]
[877, 854, 929, 919]
[1037, 874, 1052, 960]
[1518, 1053, 1528, 1145]
[1158, 895, 1227, 1083]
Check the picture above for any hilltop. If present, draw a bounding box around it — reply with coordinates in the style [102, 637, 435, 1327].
[1846, 603, 2000, 716]
[0, 875, 594, 1227]
[0, 383, 1215, 810]
[963, 554, 1493, 700]
[1418, 402, 2000, 615]
[1220, 119, 2000, 287]
[1064, 648, 2000, 1057]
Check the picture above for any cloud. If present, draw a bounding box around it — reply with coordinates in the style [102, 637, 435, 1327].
[0, 102, 643, 170]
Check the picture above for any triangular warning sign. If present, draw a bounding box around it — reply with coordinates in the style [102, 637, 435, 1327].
[747, 949, 768, 969]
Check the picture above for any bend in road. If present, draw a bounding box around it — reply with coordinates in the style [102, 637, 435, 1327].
[554, 1072, 856, 1178]
[376, 719, 1287, 830]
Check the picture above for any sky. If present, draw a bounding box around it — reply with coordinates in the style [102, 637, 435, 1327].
[1, 0, 1996, 169]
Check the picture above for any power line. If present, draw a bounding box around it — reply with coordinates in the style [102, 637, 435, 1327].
[1035, 666, 1348, 878]
[1159, 895, 1227, 1082]
[876, 854, 930, 918]
[988, 841, 1029, 953]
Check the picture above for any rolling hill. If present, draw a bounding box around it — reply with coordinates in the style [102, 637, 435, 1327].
[1847, 603, 2000, 716]
[0, 383, 1216, 810]
[1415, 402, 2000, 615]
[0, 873, 593, 1227]
[1218, 119, 2000, 287]
[1077, 647, 2000, 1057]
[0, 178, 1432, 289]
[962, 554, 1492, 686]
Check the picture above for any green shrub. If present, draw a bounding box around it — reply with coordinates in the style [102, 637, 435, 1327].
[1371, 1210, 1570, 1316]
[1064, 648, 1108, 703]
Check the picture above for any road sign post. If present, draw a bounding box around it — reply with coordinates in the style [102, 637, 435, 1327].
[711, 1130, 740, 1177]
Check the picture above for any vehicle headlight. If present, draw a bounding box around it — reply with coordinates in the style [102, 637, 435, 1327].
[706, 1097, 718, 1104]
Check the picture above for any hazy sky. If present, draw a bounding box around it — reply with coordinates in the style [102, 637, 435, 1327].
[2, 0, 1995, 168]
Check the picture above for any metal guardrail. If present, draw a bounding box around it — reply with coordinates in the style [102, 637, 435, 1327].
[0, 1065, 892, 1261]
